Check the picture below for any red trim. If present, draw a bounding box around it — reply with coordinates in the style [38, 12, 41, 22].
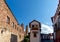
[31, 28, 38, 30]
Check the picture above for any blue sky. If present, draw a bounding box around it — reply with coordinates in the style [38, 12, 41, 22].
[6, 0, 58, 34]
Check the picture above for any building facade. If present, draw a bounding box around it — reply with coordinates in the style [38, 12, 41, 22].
[29, 20, 41, 42]
[49, 33, 54, 40]
[41, 34, 49, 40]
[0, 0, 24, 42]
[51, 0, 60, 42]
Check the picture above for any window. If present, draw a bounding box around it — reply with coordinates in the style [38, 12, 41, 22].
[58, 18, 60, 22]
[19, 35, 21, 38]
[55, 24, 57, 28]
[36, 25, 38, 28]
[1, 28, 6, 34]
[15, 25, 16, 29]
[6, 16, 10, 24]
[1, 30, 3, 34]
[33, 33, 37, 37]
[17, 27, 18, 30]
[32, 25, 34, 28]
[58, 12, 60, 15]
[20, 29, 21, 33]
[58, 16, 60, 22]
[12, 22, 14, 27]
[40, 29, 41, 31]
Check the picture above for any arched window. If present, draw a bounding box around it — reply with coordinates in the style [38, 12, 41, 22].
[6, 16, 10, 24]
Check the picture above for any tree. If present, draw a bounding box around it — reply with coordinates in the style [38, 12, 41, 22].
[24, 35, 29, 42]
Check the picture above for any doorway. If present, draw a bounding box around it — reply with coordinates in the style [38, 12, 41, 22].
[10, 34, 17, 42]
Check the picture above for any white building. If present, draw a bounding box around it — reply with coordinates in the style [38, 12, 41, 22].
[29, 20, 41, 42]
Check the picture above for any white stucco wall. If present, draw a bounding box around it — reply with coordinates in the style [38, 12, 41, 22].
[30, 21, 40, 28]
[30, 30, 41, 42]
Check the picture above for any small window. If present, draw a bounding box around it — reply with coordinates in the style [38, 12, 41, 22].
[6, 16, 10, 24]
[19, 35, 21, 38]
[12, 22, 14, 27]
[40, 29, 41, 31]
[1, 30, 3, 34]
[15, 25, 16, 29]
[58, 16, 60, 22]
[55, 24, 57, 28]
[58, 12, 60, 15]
[17, 27, 18, 30]
[58, 18, 60, 22]
[32, 25, 34, 28]
[20, 29, 21, 33]
[36, 25, 38, 28]
[33, 33, 37, 37]
[1, 28, 6, 34]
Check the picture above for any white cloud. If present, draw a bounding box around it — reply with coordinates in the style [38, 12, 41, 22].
[41, 24, 53, 34]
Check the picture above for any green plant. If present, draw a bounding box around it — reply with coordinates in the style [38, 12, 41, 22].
[24, 35, 29, 42]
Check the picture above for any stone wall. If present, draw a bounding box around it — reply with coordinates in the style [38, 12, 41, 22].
[0, 0, 24, 42]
